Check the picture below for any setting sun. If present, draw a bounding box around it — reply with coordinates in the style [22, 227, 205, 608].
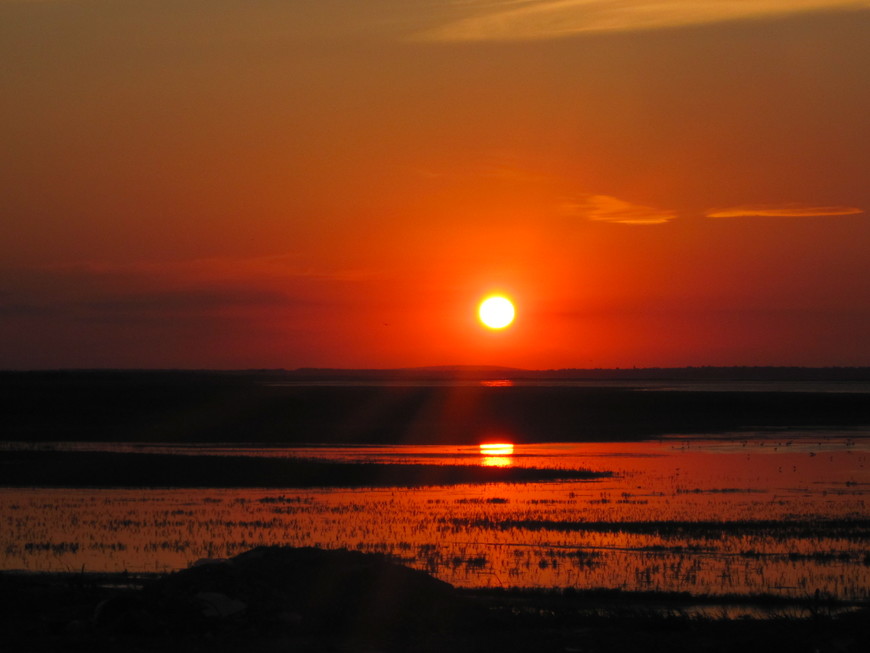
[479, 296, 515, 329]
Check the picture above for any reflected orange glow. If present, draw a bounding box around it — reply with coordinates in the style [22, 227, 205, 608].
[480, 379, 514, 387]
[480, 443, 514, 467]
[481, 456, 512, 467]
[3, 438, 869, 598]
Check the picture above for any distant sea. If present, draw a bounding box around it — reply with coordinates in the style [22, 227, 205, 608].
[2, 369, 870, 445]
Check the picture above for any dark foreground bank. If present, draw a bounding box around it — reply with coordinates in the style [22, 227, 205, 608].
[2, 547, 868, 653]
[0, 450, 608, 487]
[4, 370, 870, 444]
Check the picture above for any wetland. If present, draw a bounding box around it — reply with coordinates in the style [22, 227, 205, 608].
[2, 371, 870, 650]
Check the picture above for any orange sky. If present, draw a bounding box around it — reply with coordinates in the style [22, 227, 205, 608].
[1, 2, 869, 369]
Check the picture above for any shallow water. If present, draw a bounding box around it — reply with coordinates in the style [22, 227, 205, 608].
[2, 432, 869, 599]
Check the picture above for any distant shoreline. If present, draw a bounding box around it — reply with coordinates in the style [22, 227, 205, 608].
[286, 365, 870, 383]
[5, 365, 870, 382]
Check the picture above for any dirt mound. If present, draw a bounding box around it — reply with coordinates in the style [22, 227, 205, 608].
[146, 546, 460, 637]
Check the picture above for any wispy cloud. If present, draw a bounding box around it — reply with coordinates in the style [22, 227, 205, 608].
[706, 204, 864, 218]
[0, 287, 310, 323]
[82, 289, 299, 313]
[31, 255, 381, 285]
[563, 194, 676, 225]
[0, 254, 381, 326]
[418, 1, 870, 42]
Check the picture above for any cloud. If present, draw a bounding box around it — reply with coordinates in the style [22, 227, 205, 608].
[0, 301, 58, 318]
[706, 204, 864, 218]
[83, 289, 300, 314]
[0, 255, 370, 326]
[417, 1, 870, 42]
[0, 288, 310, 324]
[563, 194, 676, 224]
[27, 255, 381, 285]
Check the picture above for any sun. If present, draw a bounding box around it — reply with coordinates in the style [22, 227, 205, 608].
[479, 296, 515, 329]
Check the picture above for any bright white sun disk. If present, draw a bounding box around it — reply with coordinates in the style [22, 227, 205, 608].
[479, 296, 515, 329]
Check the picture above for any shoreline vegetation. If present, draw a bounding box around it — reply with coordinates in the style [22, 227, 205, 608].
[0, 450, 610, 488]
[2, 546, 868, 653]
[3, 369, 870, 445]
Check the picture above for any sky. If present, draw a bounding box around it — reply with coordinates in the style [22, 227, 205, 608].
[1, 0, 869, 369]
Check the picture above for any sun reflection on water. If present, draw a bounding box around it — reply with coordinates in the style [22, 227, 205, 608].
[480, 443, 514, 467]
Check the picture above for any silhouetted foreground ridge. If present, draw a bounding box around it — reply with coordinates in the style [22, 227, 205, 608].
[2, 546, 869, 653]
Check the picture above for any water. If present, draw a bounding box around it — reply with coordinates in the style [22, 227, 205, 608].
[2, 431, 868, 600]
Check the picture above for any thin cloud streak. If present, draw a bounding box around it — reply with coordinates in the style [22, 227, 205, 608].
[563, 194, 676, 225]
[707, 204, 864, 218]
[18, 255, 382, 285]
[0, 255, 378, 326]
[0, 289, 313, 322]
[418, 0, 870, 41]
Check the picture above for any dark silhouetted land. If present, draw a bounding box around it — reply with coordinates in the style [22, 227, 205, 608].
[0, 450, 608, 488]
[2, 369, 869, 444]
[2, 546, 868, 653]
